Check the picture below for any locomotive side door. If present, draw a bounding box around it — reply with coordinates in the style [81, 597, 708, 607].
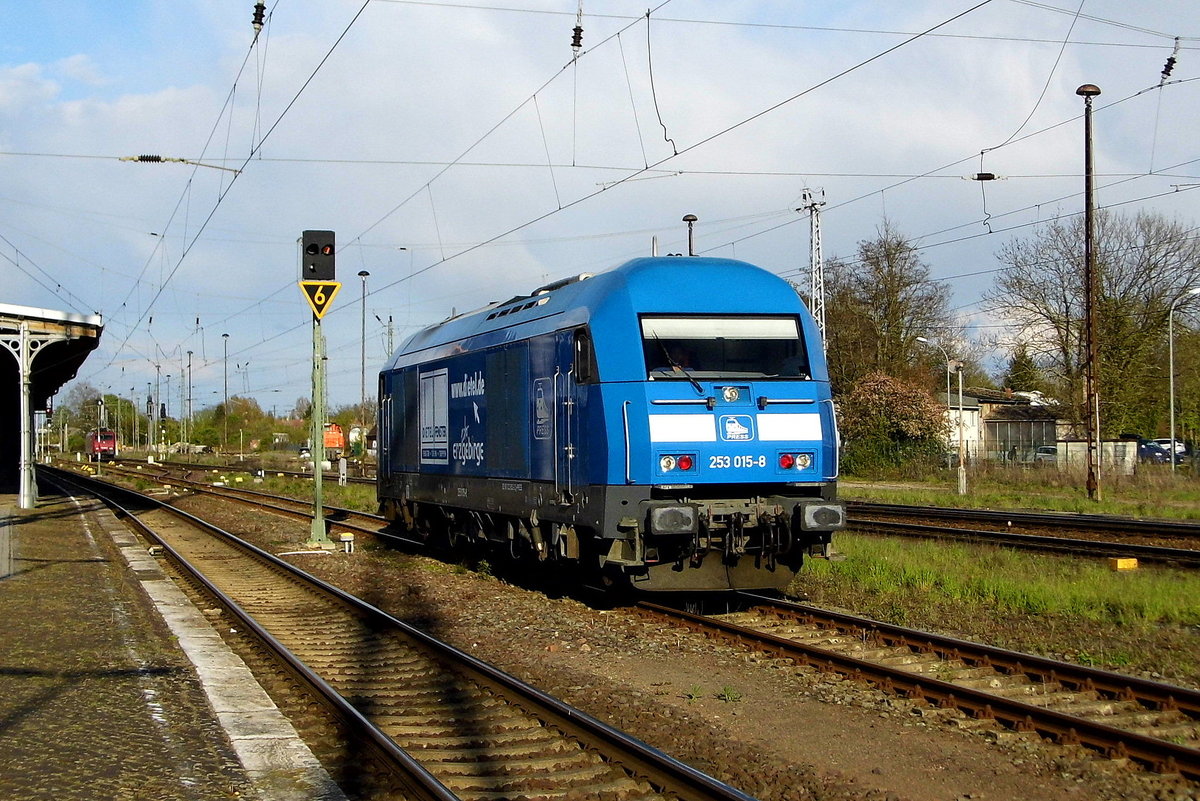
[554, 327, 592, 504]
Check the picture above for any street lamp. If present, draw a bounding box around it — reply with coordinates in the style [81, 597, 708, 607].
[186, 350, 193, 447]
[917, 336, 966, 494]
[358, 269, 370, 434]
[154, 362, 161, 456]
[1170, 287, 1200, 472]
[1077, 82, 1102, 501]
[222, 333, 230, 450]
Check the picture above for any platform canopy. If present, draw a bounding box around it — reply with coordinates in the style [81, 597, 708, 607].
[0, 303, 104, 507]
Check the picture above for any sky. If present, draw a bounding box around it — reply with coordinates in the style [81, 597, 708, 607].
[3, 0, 1199, 416]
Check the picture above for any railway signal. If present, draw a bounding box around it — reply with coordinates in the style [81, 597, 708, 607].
[298, 229, 337, 548]
[301, 229, 335, 280]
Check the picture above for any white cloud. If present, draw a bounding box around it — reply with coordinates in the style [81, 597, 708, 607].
[54, 54, 107, 87]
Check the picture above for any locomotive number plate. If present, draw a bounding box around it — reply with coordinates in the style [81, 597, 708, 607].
[709, 454, 767, 469]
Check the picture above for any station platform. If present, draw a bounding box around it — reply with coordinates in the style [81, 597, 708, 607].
[0, 487, 346, 801]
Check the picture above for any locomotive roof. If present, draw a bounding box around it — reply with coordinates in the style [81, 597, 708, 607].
[386, 256, 808, 367]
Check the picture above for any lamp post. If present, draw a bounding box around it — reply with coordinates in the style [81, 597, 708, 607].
[358, 269, 370, 434]
[146, 381, 153, 453]
[154, 363, 161, 457]
[1170, 287, 1200, 472]
[954, 360, 967, 495]
[916, 336, 966, 494]
[186, 350, 193, 448]
[1077, 82, 1102, 501]
[112, 388, 120, 455]
[222, 333, 230, 451]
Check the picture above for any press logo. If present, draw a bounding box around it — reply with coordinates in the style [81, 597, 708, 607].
[719, 415, 754, 441]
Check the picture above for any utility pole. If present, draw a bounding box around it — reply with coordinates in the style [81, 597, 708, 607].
[1077, 83, 1102, 501]
[146, 382, 153, 452]
[154, 365, 161, 457]
[222, 333, 230, 451]
[165, 373, 172, 448]
[799, 189, 827, 342]
[186, 350, 193, 448]
[358, 270, 370, 434]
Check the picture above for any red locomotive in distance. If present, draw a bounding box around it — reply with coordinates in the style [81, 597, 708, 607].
[323, 422, 346, 459]
[85, 428, 117, 461]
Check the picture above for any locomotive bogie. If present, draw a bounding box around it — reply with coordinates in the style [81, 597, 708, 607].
[377, 256, 845, 592]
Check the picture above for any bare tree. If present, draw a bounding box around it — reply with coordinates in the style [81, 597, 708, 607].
[824, 221, 955, 393]
[986, 211, 1200, 436]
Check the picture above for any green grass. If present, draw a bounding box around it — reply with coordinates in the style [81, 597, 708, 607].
[841, 464, 1200, 521]
[803, 534, 1200, 627]
[796, 533, 1200, 684]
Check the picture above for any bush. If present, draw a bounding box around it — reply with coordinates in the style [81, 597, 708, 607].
[841, 437, 944, 475]
[837, 373, 947, 477]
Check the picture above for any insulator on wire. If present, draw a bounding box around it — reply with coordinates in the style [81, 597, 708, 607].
[138, 155, 162, 162]
[252, 2, 266, 33]
[571, 0, 583, 55]
[1160, 36, 1180, 84]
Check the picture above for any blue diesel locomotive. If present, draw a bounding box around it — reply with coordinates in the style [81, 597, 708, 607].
[377, 256, 845, 592]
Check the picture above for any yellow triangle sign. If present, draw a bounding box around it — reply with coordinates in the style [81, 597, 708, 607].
[299, 281, 341, 319]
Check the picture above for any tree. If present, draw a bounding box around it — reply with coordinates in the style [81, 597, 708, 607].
[293, 396, 312, 419]
[986, 211, 1200, 437]
[823, 221, 955, 394]
[61, 381, 102, 426]
[837, 372, 948, 473]
[1000, 342, 1044, 394]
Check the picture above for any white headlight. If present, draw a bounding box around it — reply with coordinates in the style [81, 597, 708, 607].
[659, 455, 677, 471]
[797, 453, 813, 469]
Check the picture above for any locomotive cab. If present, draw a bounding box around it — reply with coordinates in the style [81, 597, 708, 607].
[590, 305, 845, 590]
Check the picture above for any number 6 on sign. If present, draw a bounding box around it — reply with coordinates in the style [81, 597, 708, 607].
[299, 281, 341, 319]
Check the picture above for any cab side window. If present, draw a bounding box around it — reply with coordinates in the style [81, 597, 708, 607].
[573, 327, 597, 383]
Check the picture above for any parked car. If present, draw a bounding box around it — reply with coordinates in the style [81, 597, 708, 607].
[1151, 438, 1192, 465]
[1138, 439, 1170, 464]
[1033, 445, 1057, 464]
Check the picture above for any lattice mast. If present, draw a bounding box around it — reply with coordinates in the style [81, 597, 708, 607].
[800, 189, 827, 341]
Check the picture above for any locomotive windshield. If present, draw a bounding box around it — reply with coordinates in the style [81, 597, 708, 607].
[640, 315, 809, 380]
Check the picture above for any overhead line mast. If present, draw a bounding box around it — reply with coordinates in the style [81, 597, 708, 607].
[799, 189, 827, 343]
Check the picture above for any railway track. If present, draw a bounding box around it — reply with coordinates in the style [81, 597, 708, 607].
[847, 515, 1200, 567]
[639, 595, 1200, 780]
[146, 456, 376, 485]
[43, 465, 756, 801]
[850, 501, 1200, 547]
[92, 460, 401, 545]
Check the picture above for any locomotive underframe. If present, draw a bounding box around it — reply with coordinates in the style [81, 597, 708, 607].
[378, 471, 844, 591]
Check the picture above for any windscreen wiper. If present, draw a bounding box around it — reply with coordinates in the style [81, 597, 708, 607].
[655, 338, 704, 395]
